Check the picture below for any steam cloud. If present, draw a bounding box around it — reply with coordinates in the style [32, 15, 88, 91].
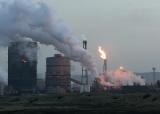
[0, 0, 97, 79]
[97, 68, 145, 88]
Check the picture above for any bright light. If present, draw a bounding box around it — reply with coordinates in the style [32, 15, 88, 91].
[98, 46, 107, 60]
[119, 66, 124, 71]
[21, 59, 27, 63]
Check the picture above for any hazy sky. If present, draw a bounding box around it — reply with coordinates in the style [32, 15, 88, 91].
[43, 0, 160, 73]
[1, 0, 160, 78]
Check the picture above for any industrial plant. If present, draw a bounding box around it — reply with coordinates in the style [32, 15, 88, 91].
[6, 40, 72, 94]
[0, 40, 157, 96]
[0, 0, 157, 96]
[4, 40, 91, 95]
[0, 0, 160, 113]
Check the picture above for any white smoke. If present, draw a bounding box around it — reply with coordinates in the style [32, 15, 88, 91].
[97, 68, 145, 88]
[9, 38, 38, 61]
[0, 0, 97, 78]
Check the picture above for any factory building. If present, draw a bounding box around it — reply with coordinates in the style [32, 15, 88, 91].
[46, 54, 71, 94]
[8, 41, 38, 93]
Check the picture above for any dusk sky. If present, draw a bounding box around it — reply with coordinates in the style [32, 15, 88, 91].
[44, 0, 160, 73]
[1, 0, 160, 78]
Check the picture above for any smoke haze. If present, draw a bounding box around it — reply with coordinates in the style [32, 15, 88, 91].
[0, 0, 97, 82]
[98, 68, 145, 88]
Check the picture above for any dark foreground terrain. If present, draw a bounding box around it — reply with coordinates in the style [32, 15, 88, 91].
[0, 93, 160, 114]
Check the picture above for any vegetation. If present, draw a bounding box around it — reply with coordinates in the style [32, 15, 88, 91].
[0, 93, 160, 114]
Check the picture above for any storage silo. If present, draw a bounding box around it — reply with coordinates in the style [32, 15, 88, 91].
[46, 54, 71, 94]
[8, 41, 37, 93]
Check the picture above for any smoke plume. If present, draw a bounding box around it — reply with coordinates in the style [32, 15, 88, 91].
[97, 67, 145, 88]
[0, 0, 97, 78]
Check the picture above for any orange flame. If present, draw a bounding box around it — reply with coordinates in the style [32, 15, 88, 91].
[98, 46, 107, 60]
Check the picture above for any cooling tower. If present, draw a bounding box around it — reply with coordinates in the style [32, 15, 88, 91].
[46, 54, 71, 94]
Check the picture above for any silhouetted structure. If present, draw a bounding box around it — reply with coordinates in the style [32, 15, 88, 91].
[8, 41, 37, 93]
[103, 59, 107, 73]
[81, 40, 89, 92]
[152, 67, 156, 84]
[46, 54, 71, 94]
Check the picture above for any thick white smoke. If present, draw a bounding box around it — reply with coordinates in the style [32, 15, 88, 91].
[0, 0, 97, 78]
[97, 68, 145, 88]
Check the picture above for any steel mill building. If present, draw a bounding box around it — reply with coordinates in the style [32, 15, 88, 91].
[45, 54, 71, 94]
[8, 41, 38, 93]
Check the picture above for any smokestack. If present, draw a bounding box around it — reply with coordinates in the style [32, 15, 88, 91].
[103, 59, 107, 73]
[81, 40, 89, 92]
[152, 67, 156, 85]
[83, 40, 87, 49]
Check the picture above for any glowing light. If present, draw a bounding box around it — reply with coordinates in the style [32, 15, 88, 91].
[98, 46, 107, 60]
[21, 59, 27, 63]
[119, 66, 124, 71]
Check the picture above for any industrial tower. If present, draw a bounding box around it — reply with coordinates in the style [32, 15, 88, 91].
[8, 41, 38, 93]
[152, 67, 156, 85]
[45, 54, 71, 94]
[103, 59, 107, 73]
[81, 40, 89, 92]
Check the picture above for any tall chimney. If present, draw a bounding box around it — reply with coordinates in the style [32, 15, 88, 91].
[103, 59, 107, 73]
[81, 40, 89, 92]
[152, 67, 156, 85]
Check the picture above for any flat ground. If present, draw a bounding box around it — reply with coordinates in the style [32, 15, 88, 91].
[0, 92, 160, 114]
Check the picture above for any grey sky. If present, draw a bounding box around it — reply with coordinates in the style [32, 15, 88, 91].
[1, 0, 160, 79]
[44, 0, 160, 73]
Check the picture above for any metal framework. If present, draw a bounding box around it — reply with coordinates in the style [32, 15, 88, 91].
[103, 59, 107, 73]
[81, 40, 89, 92]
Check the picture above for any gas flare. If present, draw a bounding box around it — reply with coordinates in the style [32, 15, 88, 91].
[98, 46, 107, 60]
[119, 66, 125, 71]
